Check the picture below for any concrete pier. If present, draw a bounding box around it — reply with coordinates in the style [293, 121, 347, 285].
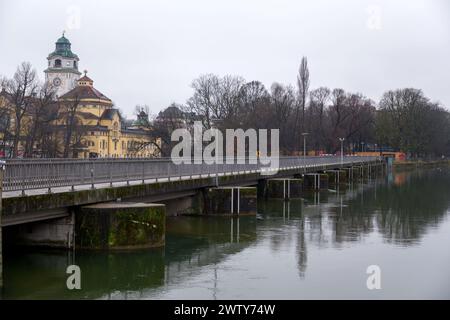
[76, 202, 166, 250]
[204, 187, 257, 215]
[262, 178, 303, 199]
[11, 214, 75, 248]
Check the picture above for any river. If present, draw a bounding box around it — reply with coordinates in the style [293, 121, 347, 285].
[2, 167, 450, 299]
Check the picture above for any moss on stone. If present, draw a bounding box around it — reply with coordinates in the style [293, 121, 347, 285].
[76, 203, 165, 250]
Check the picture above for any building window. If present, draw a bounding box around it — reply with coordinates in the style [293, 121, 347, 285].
[54, 59, 62, 68]
[74, 61, 77, 69]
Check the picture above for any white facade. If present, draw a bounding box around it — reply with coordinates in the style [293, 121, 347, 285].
[44, 35, 81, 97]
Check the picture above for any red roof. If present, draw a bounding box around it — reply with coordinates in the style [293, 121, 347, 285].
[78, 75, 93, 82]
[59, 84, 111, 101]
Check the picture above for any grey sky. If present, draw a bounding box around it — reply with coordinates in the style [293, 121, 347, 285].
[1, 0, 449, 117]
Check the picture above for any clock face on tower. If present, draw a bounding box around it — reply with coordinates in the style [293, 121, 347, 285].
[53, 77, 62, 87]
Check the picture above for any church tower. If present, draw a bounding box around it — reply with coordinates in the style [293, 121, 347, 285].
[44, 32, 81, 97]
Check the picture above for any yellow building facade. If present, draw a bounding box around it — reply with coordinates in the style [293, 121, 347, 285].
[0, 34, 160, 159]
[58, 74, 159, 159]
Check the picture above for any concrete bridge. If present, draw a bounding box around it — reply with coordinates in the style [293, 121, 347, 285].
[0, 156, 385, 287]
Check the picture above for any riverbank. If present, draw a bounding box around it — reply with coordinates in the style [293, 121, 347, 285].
[393, 159, 450, 169]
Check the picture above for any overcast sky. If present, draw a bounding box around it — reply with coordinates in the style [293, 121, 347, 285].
[1, 0, 449, 117]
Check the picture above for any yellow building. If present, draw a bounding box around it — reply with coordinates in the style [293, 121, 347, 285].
[57, 73, 159, 158]
[0, 33, 160, 159]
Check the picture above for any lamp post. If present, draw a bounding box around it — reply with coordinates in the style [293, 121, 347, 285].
[301, 133, 309, 160]
[339, 138, 345, 166]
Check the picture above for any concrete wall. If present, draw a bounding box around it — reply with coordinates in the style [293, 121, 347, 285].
[11, 214, 75, 248]
[160, 195, 203, 216]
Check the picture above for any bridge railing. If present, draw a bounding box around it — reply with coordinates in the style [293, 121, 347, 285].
[1, 156, 381, 193]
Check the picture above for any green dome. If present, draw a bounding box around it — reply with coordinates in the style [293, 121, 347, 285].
[56, 35, 71, 45]
[48, 33, 78, 59]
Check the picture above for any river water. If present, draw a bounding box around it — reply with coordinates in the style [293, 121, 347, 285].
[2, 167, 450, 299]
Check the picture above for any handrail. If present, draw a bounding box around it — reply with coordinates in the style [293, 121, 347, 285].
[1, 156, 382, 193]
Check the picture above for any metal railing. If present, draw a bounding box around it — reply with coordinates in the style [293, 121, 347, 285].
[1, 156, 381, 194]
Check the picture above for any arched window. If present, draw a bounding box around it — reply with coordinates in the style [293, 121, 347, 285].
[54, 59, 62, 68]
[74, 61, 78, 69]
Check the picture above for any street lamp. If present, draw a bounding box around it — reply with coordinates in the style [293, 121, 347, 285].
[339, 138, 345, 166]
[301, 133, 309, 160]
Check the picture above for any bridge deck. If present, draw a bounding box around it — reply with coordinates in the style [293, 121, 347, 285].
[2, 156, 381, 197]
[0, 156, 383, 225]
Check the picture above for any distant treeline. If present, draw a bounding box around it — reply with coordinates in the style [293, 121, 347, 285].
[2, 58, 449, 159]
[153, 57, 450, 159]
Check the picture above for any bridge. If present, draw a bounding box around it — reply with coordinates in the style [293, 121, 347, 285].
[0, 155, 384, 287]
[2, 156, 381, 193]
[0, 156, 384, 222]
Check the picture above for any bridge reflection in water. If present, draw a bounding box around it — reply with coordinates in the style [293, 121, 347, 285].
[2, 168, 450, 299]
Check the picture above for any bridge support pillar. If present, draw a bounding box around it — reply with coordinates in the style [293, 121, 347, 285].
[346, 167, 364, 182]
[260, 178, 302, 200]
[76, 203, 166, 249]
[303, 173, 329, 190]
[204, 187, 257, 215]
[8, 213, 75, 249]
[371, 161, 384, 177]
[342, 167, 353, 182]
[325, 170, 348, 187]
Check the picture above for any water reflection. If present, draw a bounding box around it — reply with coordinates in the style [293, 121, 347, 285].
[2, 167, 450, 299]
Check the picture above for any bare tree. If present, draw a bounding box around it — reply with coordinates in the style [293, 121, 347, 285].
[296, 57, 310, 149]
[24, 82, 57, 157]
[377, 88, 450, 158]
[1, 62, 38, 157]
[187, 74, 245, 130]
[60, 94, 83, 158]
[270, 83, 296, 153]
[308, 87, 330, 152]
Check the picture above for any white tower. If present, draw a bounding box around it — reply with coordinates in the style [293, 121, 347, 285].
[44, 32, 81, 97]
